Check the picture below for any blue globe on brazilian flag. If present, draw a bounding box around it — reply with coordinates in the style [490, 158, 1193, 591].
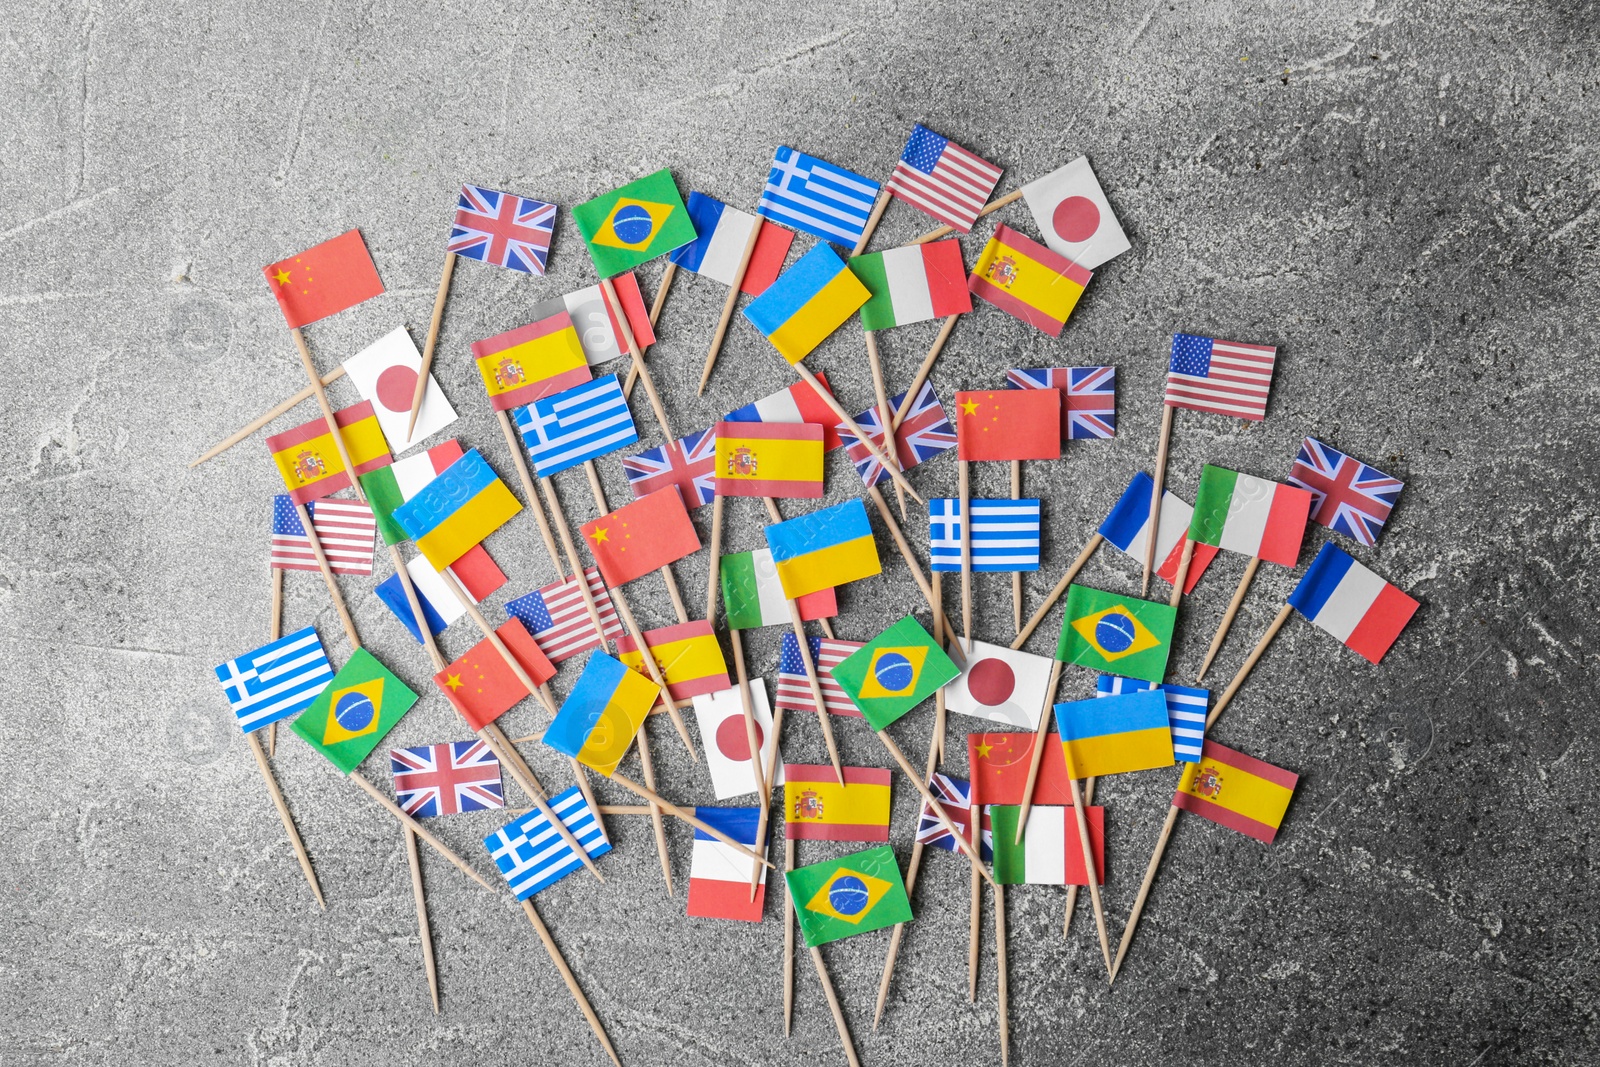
[290, 648, 418, 774]
[1056, 585, 1177, 683]
[785, 845, 913, 947]
[832, 616, 960, 730]
[572, 169, 698, 277]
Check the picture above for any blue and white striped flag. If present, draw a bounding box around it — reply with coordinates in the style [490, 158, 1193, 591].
[928, 498, 1042, 572]
[515, 374, 638, 477]
[213, 625, 334, 733]
[758, 146, 882, 247]
[1096, 675, 1209, 763]
[483, 785, 611, 900]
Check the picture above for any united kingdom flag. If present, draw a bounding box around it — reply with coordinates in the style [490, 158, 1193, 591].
[836, 381, 956, 488]
[621, 426, 717, 509]
[1287, 437, 1404, 546]
[449, 184, 557, 275]
[1005, 366, 1116, 439]
[390, 740, 505, 817]
[916, 775, 993, 859]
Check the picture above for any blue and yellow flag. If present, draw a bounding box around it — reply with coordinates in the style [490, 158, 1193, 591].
[392, 449, 522, 571]
[542, 651, 660, 777]
[831, 616, 959, 730]
[784, 844, 913, 947]
[1053, 690, 1174, 778]
[743, 243, 870, 364]
[765, 499, 881, 600]
[1055, 584, 1176, 683]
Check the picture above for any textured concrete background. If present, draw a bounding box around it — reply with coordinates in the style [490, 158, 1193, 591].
[3, 1, 1597, 1064]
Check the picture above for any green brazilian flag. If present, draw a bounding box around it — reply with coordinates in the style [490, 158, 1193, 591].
[831, 616, 959, 730]
[571, 169, 697, 278]
[290, 649, 418, 774]
[785, 845, 913, 948]
[1055, 584, 1177, 684]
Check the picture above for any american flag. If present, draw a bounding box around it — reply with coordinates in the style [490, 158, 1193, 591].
[621, 426, 717, 509]
[1164, 333, 1278, 421]
[270, 494, 375, 576]
[775, 633, 863, 717]
[1288, 437, 1403, 546]
[449, 184, 556, 275]
[885, 124, 1004, 234]
[505, 567, 624, 663]
[836, 381, 956, 488]
[1005, 366, 1117, 440]
[390, 740, 505, 817]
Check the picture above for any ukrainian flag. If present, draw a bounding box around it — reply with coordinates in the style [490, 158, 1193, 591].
[543, 651, 660, 777]
[391, 449, 522, 571]
[743, 244, 871, 364]
[765, 499, 881, 600]
[1053, 690, 1174, 778]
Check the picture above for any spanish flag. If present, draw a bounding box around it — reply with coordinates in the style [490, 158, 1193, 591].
[1173, 740, 1298, 843]
[470, 309, 591, 411]
[542, 651, 660, 777]
[765, 499, 881, 600]
[743, 243, 870, 364]
[782, 764, 892, 842]
[614, 620, 730, 707]
[1053, 690, 1174, 778]
[713, 422, 824, 498]
[968, 223, 1091, 338]
[391, 449, 522, 570]
[265, 400, 393, 505]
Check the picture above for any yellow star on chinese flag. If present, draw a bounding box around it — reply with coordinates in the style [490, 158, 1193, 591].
[273, 269, 292, 285]
[445, 674, 463, 691]
[960, 399, 980, 416]
[590, 527, 609, 544]
[976, 742, 993, 758]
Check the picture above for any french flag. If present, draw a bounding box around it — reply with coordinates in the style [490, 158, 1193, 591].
[1288, 543, 1419, 664]
[1099, 471, 1218, 594]
[686, 807, 766, 922]
[670, 192, 793, 295]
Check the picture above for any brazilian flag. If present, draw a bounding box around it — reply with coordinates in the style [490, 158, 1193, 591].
[290, 649, 418, 774]
[1055, 585, 1177, 683]
[831, 616, 959, 730]
[784, 845, 913, 947]
[572, 169, 698, 277]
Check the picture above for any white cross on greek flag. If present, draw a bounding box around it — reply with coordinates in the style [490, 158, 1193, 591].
[213, 626, 334, 733]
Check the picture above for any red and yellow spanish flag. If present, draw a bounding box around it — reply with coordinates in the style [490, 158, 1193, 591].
[1173, 740, 1298, 844]
[615, 620, 730, 707]
[713, 422, 825, 499]
[967, 223, 1091, 338]
[470, 309, 591, 410]
[263, 229, 385, 329]
[265, 400, 393, 505]
[782, 764, 892, 842]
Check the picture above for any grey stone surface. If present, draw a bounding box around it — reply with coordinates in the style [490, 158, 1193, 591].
[2, 1, 1596, 1064]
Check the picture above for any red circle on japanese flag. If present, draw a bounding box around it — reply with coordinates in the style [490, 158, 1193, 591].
[967, 658, 1015, 707]
[716, 715, 764, 761]
[376, 364, 420, 412]
[1052, 196, 1101, 243]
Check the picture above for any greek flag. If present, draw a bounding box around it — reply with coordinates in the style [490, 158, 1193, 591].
[515, 374, 638, 477]
[483, 786, 611, 899]
[1096, 675, 1209, 763]
[213, 626, 334, 733]
[928, 498, 1042, 572]
[758, 146, 881, 247]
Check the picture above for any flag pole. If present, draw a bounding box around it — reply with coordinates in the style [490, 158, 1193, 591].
[1142, 406, 1175, 596]
[910, 190, 1023, 245]
[520, 897, 624, 1067]
[864, 485, 964, 661]
[289, 328, 366, 504]
[750, 669, 789, 901]
[790, 361, 924, 505]
[967, 786, 982, 1001]
[853, 189, 892, 256]
[889, 315, 960, 432]
[245, 731, 323, 907]
[189, 365, 346, 468]
[863, 331, 909, 520]
[294, 502, 361, 649]
[607, 772, 772, 865]
[347, 771, 494, 890]
[727, 628, 769, 802]
[601, 276, 674, 443]
[698, 223, 763, 394]
[405, 250, 457, 440]
[810, 944, 864, 1067]
[783, 839, 797, 1034]
[932, 570, 947, 764]
[1168, 539, 1196, 610]
[876, 730, 994, 887]
[1061, 777, 1097, 936]
[959, 459, 973, 654]
[401, 823, 440, 1013]
[268, 566, 284, 756]
[1059, 746, 1113, 978]
[650, 262, 677, 326]
[704, 494, 725, 623]
[540, 474, 618, 654]
[1010, 660, 1064, 845]
[995, 881, 1010, 1066]
[495, 409, 572, 584]
[1207, 603, 1294, 727]
[1015, 534, 1103, 649]
[635, 720, 673, 896]
[1195, 556, 1262, 682]
[1010, 460, 1024, 635]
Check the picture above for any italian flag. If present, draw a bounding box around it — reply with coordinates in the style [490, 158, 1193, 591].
[987, 805, 1105, 886]
[1188, 465, 1314, 568]
[719, 549, 837, 630]
[851, 239, 972, 330]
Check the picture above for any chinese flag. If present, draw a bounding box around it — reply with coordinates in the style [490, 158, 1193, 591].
[968, 731, 1074, 807]
[433, 618, 555, 731]
[264, 229, 385, 329]
[580, 486, 702, 588]
[955, 390, 1061, 462]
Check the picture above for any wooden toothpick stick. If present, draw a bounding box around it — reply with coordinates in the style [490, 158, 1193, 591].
[189, 366, 346, 468]
[1142, 405, 1175, 596]
[704, 494, 725, 623]
[608, 772, 772, 865]
[402, 824, 440, 1013]
[1010, 459, 1024, 635]
[728, 628, 768, 802]
[750, 689, 789, 900]
[1014, 534, 1103, 649]
[245, 731, 323, 907]
[1110, 802, 1181, 985]
[864, 485, 965, 659]
[889, 315, 960, 432]
[478, 722, 606, 882]
[811, 944, 863, 1067]
[636, 721, 673, 897]
[1061, 777, 1097, 936]
[784, 839, 797, 1035]
[1168, 538, 1196, 610]
[789, 599, 846, 786]
[650, 261, 677, 326]
[959, 458, 973, 654]
[1196, 555, 1262, 682]
[1206, 604, 1295, 729]
[698, 222, 763, 394]
[289, 328, 365, 504]
[521, 897, 623, 1067]
[853, 188, 893, 255]
[495, 409, 569, 584]
[295, 502, 361, 649]
[601, 275, 674, 443]
[1060, 747, 1114, 978]
[790, 361, 925, 505]
[1011, 659, 1064, 844]
[876, 731, 994, 886]
[968, 795, 982, 1002]
[347, 771, 493, 890]
[538, 475, 618, 654]
[911, 189, 1024, 245]
[996, 881, 1010, 1066]
[406, 250, 457, 440]
[268, 566, 283, 757]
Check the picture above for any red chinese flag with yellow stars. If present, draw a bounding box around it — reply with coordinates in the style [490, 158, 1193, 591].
[955, 389, 1062, 462]
[580, 486, 702, 588]
[432, 618, 556, 731]
[264, 229, 385, 329]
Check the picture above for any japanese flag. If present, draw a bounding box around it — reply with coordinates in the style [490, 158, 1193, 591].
[943, 640, 1057, 729]
[691, 683, 784, 800]
[1020, 156, 1131, 270]
[342, 326, 457, 454]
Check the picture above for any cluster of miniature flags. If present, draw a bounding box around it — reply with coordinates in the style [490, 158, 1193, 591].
[207, 115, 1427, 1060]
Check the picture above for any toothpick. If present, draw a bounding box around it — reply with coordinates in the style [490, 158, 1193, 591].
[705, 494, 725, 623]
[790, 360, 924, 505]
[635, 720, 673, 897]
[607, 772, 772, 865]
[402, 825, 440, 1013]
[347, 771, 493, 890]
[601, 275, 673, 442]
[698, 223, 763, 394]
[289, 328, 365, 504]
[294, 501, 360, 649]
[1011, 659, 1065, 845]
[1142, 405, 1175, 596]
[1110, 802, 1181, 984]
[245, 731, 323, 907]
[811, 945, 863, 1067]
[995, 881, 1010, 1066]
[876, 730, 994, 886]
[268, 566, 283, 757]
[649, 262, 677, 326]
[1010, 459, 1023, 635]
[189, 366, 346, 468]
[1168, 538, 1196, 609]
[864, 331, 909, 519]
[889, 315, 960, 432]
[1013, 534, 1103, 650]
[406, 250, 457, 439]
[784, 839, 796, 1034]
[852, 187, 892, 255]
[1196, 555, 1261, 682]
[789, 599, 845, 786]
[910, 189, 1023, 245]
[1059, 748, 1114, 978]
[959, 459, 973, 654]
[1061, 776, 1097, 937]
[521, 897, 623, 1066]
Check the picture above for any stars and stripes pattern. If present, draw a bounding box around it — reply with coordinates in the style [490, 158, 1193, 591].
[270, 494, 376, 575]
[775, 632, 864, 717]
[390, 740, 505, 817]
[505, 567, 624, 663]
[758, 146, 881, 247]
[213, 626, 334, 733]
[1164, 333, 1278, 421]
[835, 382, 956, 488]
[483, 786, 611, 900]
[1288, 437, 1403, 546]
[621, 426, 717, 509]
[449, 184, 556, 275]
[514, 374, 638, 477]
[886, 124, 1003, 234]
[1096, 675, 1209, 763]
[1005, 366, 1117, 440]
